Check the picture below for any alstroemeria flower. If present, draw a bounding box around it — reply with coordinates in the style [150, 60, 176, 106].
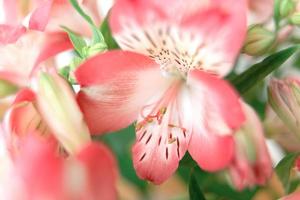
[0, 130, 117, 200]
[3, 71, 91, 155]
[228, 102, 272, 190]
[1, 0, 104, 35]
[0, 72, 118, 199]
[76, 0, 247, 184]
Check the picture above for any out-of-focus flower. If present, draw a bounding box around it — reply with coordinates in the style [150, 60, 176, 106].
[281, 191, 300, 200]
[247, 0, 274, 24]
[1, 0, 104, 36]
[0, 72, 118, 199]
[268, 77, 300, 139]
[0, 131, 117, 200]
[243, 25, 276, 56]
[75, 0, 247, 184]
[228, 102, 272, 190]
[3, 72, 91, 155]
[264, 106, 300, 152]
[0, 30, 71, 87]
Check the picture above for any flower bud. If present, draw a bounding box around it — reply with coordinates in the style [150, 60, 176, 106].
[36, 72, 91, 155]
[280, 0, 296, 18]
[268, 77, 300, 139]
[228, 102, 272, 190]
[243, 25, 276, 56]
[289, 12, 300, 25]
[0, 80, 18, 98]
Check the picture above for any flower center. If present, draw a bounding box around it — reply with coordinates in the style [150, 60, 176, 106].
[115, 23, 218, 77]
[134, 82, 190, 160]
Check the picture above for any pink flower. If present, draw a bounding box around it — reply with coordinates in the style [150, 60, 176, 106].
[0, 30, 71, 87]
[3, 72, 91, 156]
[228, 102, 272, 190]
[1, 0, 104, 35]
[0, 132, 118, 200]
[75, 0, 247, 184]
[0, 73, 118, 199]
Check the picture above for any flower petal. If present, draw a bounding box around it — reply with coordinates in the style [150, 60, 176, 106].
[182, 0, 247, 76]
[282, 191, 300, 200]
[29, 0, 53, 31]
[229, 102, 272, 190]
[187, 70, 245, 171]
[15, 134, 64, 200]
[110, 0, 247, 77]
[74, 142, 118, 200]
[132, 82, 192, 184]
[109, 0, 207, 34]
[1, 0, 19, 24]
[75, 50, 171, 134]
[0, 24, 26, 45]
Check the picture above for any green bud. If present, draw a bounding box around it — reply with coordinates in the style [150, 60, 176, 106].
[289, 12, 300, 25]
[37, 73, 91, 154]
[268, 77, 300, 139]
[243, 25, 276, 56]
[0, 80, 18, 98]
[280, 0, 296, 18]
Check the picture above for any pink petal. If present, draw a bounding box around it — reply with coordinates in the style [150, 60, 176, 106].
[0, 24, 26, 45]
[46, 0, 98, 36]
[31, 32, 72, 76]
[282, 191, 300, 200]
[132, 81, 192, 184]
[2, 0, 19, 24]
[2, 89, 50, 157]
[182, 0, 247, 76]
[110, 0, 247, 77]
[75, 50, 171, 134]
[109, 0, 207, 33]
[15, 134, 64, 200]
[75, 142, 118, 200]
[187, 70, 245, 171]
[229, 102, 272, 190]
[29, 0, 53, 31]
[12, 89, 36, 104]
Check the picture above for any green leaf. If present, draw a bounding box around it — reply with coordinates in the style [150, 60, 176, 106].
[100, 16, 119, 49]
[62, 26, 87, 57]
[275, 152, 300, 193]
[59, 66, 70, 80]
[69, 0, 94, 25]
[189, 172, 206, 200]
[229, 46, 298, 94]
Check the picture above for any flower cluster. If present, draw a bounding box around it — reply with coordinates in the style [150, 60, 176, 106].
[2, 0, 300, 199]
